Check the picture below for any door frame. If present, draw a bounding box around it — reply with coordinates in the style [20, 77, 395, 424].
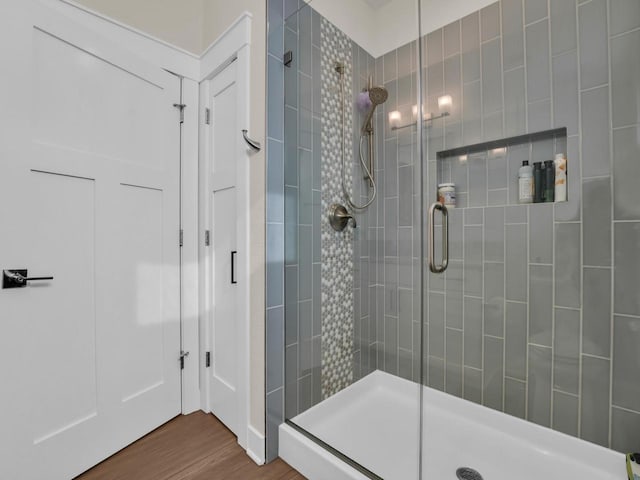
[198, 13, 257, 462]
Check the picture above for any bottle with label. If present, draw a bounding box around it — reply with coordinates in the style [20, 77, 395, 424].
[437, 183, 456, 208]
[544, 159, 555, 202]
[518, 160, 533, 204]
[533, 162, 544, 203]
[554, 153, 567, 202]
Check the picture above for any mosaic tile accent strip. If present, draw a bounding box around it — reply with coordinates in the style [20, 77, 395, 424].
[320, 17, 355, 399]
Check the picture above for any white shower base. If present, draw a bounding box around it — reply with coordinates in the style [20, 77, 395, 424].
[279, 370, 626, 480]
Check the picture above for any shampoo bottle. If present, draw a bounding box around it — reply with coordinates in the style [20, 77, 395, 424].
[544, 160, 555, 202]
[533, 162, 544, 203]
[555, 153, 567, 202]
[518, 160, 534, 204]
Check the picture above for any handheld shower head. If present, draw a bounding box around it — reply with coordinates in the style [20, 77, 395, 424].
[368, 86, 388, 105]
[361, 85, 388, 134]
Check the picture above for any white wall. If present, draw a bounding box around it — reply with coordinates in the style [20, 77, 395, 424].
[306, 0, 378, 54]
[70, 0, 204, 54]
[309, 0, 496, 57]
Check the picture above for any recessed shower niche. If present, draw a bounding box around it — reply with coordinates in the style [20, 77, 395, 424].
[435, 128, 568, 209]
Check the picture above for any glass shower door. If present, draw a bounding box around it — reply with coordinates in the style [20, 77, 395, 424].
[279, 0, 425, 478]
[419, 1, 640, 479]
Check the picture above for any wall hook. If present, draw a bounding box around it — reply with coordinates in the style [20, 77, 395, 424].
[242, 129, 261, 152]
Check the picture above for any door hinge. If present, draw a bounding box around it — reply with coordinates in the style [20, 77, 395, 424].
[205, 351, 211, 368]
[179, 229, 184, 247]
[173, 103, 186, 123]
[205, 230, 210, 246]
[205, 108, 211, 125]
[180, 350, 190, 370]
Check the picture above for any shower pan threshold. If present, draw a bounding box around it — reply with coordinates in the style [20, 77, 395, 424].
[279, 370, 625, 480]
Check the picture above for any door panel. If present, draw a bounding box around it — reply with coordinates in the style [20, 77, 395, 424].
[0, 2, 181, 478]
[29, 171, 97, 445]
[213, 187, 238, 391]
[211, 68, 238, 191]
[32, 24, 168, 168]
[118, 184, 166, 403]
[208, 62, 241, 435]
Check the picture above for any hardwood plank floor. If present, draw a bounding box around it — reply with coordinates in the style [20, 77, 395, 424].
[76, 412, 305, 480]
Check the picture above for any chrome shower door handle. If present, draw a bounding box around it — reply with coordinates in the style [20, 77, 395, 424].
[428, 202, 449, 274]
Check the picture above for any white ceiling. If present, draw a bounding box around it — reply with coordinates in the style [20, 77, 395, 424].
[361, 0, 393, 10]
[311, 0, 497, 58]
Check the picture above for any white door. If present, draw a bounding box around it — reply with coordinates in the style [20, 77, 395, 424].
[207, 62, 242, 436]
[0, 2, 181, 479]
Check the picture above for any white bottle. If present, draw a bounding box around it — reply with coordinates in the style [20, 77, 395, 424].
[555, 153, 567, 202]
[518, 160, 534, 204]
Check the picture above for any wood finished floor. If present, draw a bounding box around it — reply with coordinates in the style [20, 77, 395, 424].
[76, 412, 305, 480]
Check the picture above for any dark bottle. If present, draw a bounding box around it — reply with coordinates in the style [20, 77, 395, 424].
[533, 162, 544, 203]
[544, 160, 555, 202]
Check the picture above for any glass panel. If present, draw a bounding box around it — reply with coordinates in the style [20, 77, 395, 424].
[419, 1, 639, 479]
[281, 1, 423, 478]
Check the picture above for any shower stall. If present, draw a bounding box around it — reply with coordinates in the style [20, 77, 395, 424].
[265, 0, 640, 478]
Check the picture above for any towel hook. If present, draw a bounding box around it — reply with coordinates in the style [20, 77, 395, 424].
[242, 130, 261, 152]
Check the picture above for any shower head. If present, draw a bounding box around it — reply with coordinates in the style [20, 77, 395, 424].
[361, 85, 388, 134]
[368, 86, 388, 106]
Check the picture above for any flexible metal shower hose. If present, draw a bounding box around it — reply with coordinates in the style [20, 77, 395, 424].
[337, 63, 377, 211]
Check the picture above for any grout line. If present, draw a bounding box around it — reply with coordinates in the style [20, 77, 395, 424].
[579, 82, 609, 93]
[611, 405, 640, 416]
[613, 312, 640, 319]
[524, 16, 550, 28]
[505, 375, 526, 384]
[553, 388, 580, 398]
[609, 25, 640, 40]
[582, 352, 611, 361]
[612, 122, 640, 131]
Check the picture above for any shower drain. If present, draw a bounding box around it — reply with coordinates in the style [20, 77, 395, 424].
[456, 467, 483, 480]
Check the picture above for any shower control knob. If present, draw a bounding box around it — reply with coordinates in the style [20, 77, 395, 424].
[328, 204, 356, 231]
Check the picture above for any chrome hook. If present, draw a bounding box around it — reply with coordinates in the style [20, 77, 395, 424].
[242, 129, 261, 151]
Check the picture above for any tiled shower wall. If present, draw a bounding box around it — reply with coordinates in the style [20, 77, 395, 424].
[265, 0, 377, 461]
[267, 0, 640, 462]
[372, 0, 640, 452]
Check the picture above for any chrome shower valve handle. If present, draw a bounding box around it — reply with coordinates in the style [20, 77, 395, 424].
[328, 204, 357, 231]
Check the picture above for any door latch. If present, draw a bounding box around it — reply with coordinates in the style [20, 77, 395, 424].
[2, 269, 54, 289]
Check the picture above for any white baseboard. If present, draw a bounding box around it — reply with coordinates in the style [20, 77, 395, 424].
[246, 425, 265, 465]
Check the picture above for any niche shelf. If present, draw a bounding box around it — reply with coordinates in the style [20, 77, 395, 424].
[435, 127, 568, 208]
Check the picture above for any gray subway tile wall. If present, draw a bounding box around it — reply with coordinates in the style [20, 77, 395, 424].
[266, 0, 640, 460]
[386, 0, 640, 453]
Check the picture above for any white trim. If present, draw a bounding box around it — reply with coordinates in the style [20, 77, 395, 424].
[246, 426, 266, 466]
[180, 77, 201, 415]
[58, 0, 200, 58]
[198, 78, 212, 415]
[198, 13, 261, 464]
[199, 13, 253, 81]
[49, 0, 201, 80]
